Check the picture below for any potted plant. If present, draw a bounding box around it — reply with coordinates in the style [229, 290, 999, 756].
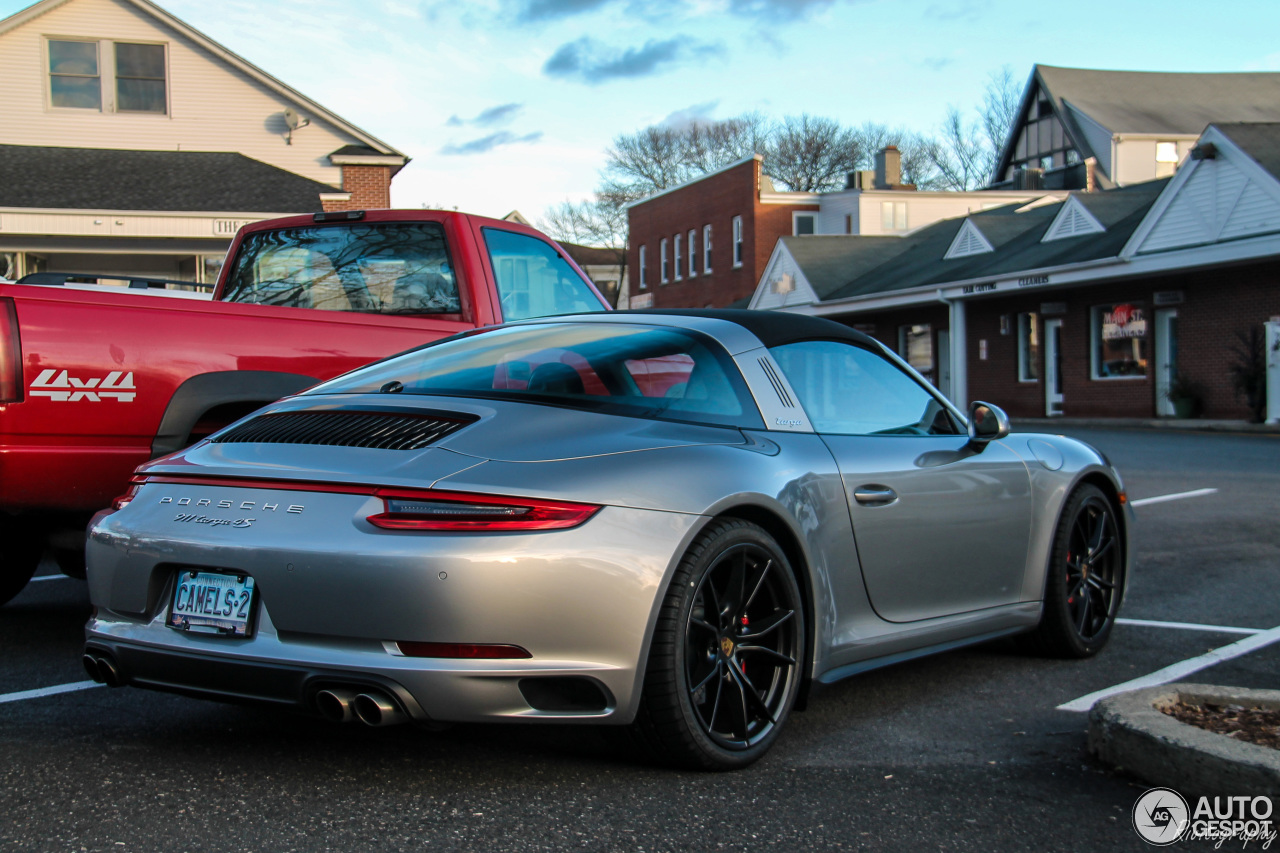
[1227, 327, 1267, 423]
[1164, 373, 1205, 419]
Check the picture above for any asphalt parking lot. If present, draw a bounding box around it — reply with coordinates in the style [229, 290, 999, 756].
[3, 427, 1277, 852]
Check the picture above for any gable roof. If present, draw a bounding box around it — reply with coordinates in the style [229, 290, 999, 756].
[1214, 123, 1280, 180]
[0, 145, 332, 212]
[797, 179, 1168, 304]
[776, 236, 911, 299]
[0, 0, 406, 161]
[994, 64, 1280, 185]
[1035, 66, 1280, 137]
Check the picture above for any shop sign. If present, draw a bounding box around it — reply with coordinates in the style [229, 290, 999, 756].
[1102, 303, 1147, 340]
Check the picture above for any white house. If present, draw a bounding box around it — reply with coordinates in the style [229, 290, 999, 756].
[0, 0, 408, 283]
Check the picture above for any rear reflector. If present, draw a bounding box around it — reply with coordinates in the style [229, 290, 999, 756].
[0, 297, 22, 403]
[396, 642, 532, 659]
[367, 488, 600, 532]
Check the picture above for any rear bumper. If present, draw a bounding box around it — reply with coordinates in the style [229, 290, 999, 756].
[85, 492, 701, 724]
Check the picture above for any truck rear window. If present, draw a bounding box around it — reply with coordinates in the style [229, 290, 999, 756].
[221, 222, 461, 315]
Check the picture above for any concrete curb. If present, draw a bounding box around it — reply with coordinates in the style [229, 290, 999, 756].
[1014, 417, 1280, 434]
[1088, 683, 1280, 795]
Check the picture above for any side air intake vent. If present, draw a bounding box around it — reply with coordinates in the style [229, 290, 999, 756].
[212, 411, 474, 450]
[758, 358, 795, 408]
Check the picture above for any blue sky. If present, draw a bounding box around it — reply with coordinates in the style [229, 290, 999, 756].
[7, 0, 1280, 221]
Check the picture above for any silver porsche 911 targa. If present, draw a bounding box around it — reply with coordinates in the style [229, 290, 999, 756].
[84, 310, 1130, 770]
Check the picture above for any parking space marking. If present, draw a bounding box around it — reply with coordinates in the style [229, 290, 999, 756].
[1056, 624, 1280, 712]
[1129, 487, 1218, 507]
[1115, 617, 1262, 635]
[29, 575, 76, 583]
[0, 680, 103, 705]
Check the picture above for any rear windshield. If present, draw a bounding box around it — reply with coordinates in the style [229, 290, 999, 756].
[221, 222, 461, 314]
[304, 322, 762, 428]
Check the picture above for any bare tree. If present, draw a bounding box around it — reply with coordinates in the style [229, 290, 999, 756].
[926, 107, 989, 190]
[605, 126, 691, 191]
[765, 114, 864, 192]
[980, 65, 1022, 168]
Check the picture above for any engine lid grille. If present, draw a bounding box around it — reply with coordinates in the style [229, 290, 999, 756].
[212, 410, 474, 451]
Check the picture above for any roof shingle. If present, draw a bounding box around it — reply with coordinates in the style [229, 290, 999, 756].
[0, 145, 335, 212]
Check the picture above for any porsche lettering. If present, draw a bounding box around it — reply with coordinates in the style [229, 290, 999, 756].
[159, 497, 303, 514]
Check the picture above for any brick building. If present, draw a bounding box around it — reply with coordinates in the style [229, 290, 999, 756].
[626, 151, 1050, 310]
[750, 123, 1280, 421]
[0, 0, 407, 284]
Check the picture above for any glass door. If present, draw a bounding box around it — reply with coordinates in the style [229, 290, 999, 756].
[1154, 308, 1178, 416]
[1045, 318, 1064, 416]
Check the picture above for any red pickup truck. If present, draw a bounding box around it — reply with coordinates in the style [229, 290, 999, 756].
[0, 209, 609, 604]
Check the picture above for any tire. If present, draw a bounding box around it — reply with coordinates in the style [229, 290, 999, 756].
[1024, 484, 1124, 658]
[628, 519, 805, 770]
[0, 514, 46, 607]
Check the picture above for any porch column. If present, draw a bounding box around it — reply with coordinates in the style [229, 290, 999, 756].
[949, 297, 968, 407]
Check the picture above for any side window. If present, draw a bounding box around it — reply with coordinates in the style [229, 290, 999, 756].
[482, 228, 604, 321]
[770, 340, 959, 436]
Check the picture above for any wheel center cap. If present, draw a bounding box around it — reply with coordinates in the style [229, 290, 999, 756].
[720, 636, 735, 657]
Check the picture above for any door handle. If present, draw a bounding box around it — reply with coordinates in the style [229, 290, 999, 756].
[853, 486, 897, 506]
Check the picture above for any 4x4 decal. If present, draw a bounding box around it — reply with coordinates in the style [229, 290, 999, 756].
[29, 369, 136, 402]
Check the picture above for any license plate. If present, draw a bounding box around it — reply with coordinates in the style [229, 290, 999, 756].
[168, 571, 256, 637]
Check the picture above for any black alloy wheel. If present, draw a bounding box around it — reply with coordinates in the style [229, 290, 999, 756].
[1026, 484, 1123, 658]
[629, 519, 804, 770]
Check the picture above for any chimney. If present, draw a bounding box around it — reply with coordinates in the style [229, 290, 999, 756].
[874, 146, 901, 189]
[845, 170, 876, 190]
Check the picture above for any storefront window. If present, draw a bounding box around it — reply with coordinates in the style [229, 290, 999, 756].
[898, 323, 933, 384]
[0, 253, 17, 281]
[1091, 302, 1148, 379]
[1018, 312, 1039, 382]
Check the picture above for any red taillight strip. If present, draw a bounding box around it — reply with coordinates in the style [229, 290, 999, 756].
[0, 297, 23, 403]
[396, 642, 532, 659]
[368, 488, 600, 531]
[135, 475, 601, 531]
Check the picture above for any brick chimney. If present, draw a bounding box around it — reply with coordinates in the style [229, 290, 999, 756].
[324, 146, 409, 210]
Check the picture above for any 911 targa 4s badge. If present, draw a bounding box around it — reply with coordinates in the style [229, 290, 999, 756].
[83, 309, 1131, 770]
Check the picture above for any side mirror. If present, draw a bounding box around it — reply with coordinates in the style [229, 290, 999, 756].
[967, 401, 1011, 446]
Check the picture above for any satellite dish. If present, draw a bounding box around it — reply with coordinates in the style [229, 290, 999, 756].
[283, 108, 302, 130]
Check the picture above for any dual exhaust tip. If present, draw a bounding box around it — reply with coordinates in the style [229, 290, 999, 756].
[81, 654, 407, 728]
[82, 653, 122, 687]
[315, 688, 407, 727]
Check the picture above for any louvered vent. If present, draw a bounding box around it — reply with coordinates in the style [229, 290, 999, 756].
[944, 221, 994, 259]
[212, 411, 474, 450]
[1042, 199, 1105, 242]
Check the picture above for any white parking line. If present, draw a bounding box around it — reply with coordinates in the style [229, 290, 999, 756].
[1057, 624, 1280, 712]
[0, 680, 103, 705]
[29, 574, 76, 583]
[1115, 618, 1262, 635]
[1129, 487, 1218, 507]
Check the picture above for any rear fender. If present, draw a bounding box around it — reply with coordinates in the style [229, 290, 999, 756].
[151, 371, 317, 458]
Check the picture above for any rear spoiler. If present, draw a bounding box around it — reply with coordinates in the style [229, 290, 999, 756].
[16, 272, 214, 292]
